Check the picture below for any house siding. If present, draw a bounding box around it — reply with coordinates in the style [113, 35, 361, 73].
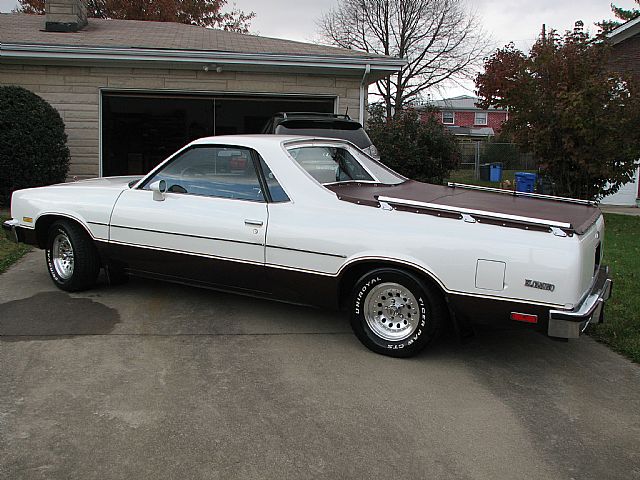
[0, 64, 362, 179]
[610, 34, 640, 79]
[421, 110, 507, 133]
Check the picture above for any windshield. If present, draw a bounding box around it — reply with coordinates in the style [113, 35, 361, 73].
[287, 144, 405, 186]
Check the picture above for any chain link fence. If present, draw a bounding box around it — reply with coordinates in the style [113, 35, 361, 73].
[452, 141, 540, 184]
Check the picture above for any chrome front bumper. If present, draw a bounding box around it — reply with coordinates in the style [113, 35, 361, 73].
[2, 219, 19, 243]
[548, 266, 612, 339]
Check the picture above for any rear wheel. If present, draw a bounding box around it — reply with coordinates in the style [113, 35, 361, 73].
[45, 220, 100, 292]
[349, 268, 446, 357]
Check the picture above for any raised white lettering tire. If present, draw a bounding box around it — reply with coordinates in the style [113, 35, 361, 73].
[46, 220, 100, 292]
[350, 268, 445, 357]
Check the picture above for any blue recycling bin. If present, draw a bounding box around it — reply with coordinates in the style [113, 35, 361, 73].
[489, 163, 503, 182]
[515, 172, 537, 193]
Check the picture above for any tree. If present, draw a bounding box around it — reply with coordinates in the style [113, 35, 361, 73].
[367, 104, 459, 184]
[0, 86, 70, 206]
[598, 1, 640, 32]
[18, 0, 255, 33]
[319, 0, 489, 118]
[476, 26, 640, 200]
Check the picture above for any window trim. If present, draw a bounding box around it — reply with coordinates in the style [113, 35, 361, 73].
[442, 111, 455, 125]
[138, 144, 269, 203]
[475, 111, 488, 126]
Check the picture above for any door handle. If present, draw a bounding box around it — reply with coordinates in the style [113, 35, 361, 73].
[244, 219, 264, 227]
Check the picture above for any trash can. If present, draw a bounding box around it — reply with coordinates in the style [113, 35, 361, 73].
[489, 162, 503, 182]
[515, 172, 537, 193]
[479, 164, 490, 181]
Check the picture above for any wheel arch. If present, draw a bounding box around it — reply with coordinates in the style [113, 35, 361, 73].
[34, 214, 95, 249]
[337, 258, 448, 310]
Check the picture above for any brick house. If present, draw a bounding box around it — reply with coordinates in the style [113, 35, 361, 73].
[601, 16, 640, 206]
[419, 95, 508, 139]
[0, 0, 403, 179]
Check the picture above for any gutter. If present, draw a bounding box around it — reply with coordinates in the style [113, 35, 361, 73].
[359, 63, 371, 124]
[606, 15, 640, 45]
[0, 43, 405, 74]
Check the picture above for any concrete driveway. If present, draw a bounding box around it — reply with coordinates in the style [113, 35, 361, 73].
[1, 251, 639, 480]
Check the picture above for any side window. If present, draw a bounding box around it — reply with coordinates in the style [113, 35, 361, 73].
[259, 157, 290, 202]
[287, 146, 374, 184]
[142, 146, 264, 202]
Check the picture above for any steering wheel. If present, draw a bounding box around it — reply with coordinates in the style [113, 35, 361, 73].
[180, 166, 206, 177]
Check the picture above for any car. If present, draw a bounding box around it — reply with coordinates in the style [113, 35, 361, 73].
[261, 112, 379, 158]
[3, 135, 611, 357]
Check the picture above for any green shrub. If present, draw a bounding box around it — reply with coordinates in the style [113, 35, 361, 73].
[367, 105, 459, 184]
[0, 86, 70, 206]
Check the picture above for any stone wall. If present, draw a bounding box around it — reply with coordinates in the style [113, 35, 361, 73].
[0, 64, 362, 179]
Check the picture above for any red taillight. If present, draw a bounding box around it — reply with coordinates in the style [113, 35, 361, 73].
[511, 312, 538, 324]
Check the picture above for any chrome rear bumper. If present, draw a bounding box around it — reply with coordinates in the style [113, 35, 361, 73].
[548, 266, 612, 339]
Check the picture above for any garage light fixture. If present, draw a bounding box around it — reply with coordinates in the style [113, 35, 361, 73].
[202, 64, 223, 73]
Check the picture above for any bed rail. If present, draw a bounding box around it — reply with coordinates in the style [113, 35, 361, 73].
[446, 182, 597, 206]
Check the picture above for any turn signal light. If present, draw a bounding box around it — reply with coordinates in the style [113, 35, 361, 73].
[511, 312, 538, 324]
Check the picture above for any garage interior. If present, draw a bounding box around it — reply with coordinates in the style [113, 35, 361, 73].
[101, 92, 336, 176]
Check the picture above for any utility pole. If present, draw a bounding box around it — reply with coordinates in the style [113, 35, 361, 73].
[542, 23, 546, 44]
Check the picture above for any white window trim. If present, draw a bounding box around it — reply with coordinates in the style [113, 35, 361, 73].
[442, 111, 455, 125]
[475, 112, 488, 126]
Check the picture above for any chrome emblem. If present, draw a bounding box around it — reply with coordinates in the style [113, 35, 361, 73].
[525, 279, 555, 292]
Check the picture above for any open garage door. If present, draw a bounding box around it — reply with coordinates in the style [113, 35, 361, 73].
[101, 92, 335, 176]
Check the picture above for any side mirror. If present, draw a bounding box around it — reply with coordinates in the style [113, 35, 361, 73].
[150, 180, 167, 202]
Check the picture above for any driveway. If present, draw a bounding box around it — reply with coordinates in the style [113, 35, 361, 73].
[1, 251, 639, 480]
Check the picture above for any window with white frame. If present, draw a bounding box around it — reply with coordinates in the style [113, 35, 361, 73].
[442, 111, 454, 124]
[475, 112, 488, 125]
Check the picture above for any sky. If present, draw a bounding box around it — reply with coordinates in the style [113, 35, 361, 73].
[1, 0, 637, 98]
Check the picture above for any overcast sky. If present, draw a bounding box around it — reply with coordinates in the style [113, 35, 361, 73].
[1, 0, 637, 97]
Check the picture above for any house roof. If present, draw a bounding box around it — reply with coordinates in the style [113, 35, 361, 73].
[607, 15, 640, 45]
[424, 95, 505, 112]
[0, 13, 404, 78]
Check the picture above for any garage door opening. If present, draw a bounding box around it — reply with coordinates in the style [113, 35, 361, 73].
[101, 93, 335, 176]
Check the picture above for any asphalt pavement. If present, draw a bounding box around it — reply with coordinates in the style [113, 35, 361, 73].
[1, 251, 639, 480]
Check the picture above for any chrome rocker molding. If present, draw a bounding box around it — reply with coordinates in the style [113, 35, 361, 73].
[447, 183, 597, 206]
[548, 266, 612, 339]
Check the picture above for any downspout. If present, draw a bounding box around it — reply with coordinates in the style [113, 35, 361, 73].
[359, 64, 371, 125]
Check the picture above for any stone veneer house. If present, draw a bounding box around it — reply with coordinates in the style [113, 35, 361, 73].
[0, 1, 403, 179]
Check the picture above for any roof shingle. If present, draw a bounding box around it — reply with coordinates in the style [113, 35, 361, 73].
[0, 13, 385, 59]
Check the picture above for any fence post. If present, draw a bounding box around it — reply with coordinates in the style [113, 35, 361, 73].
[474, 141, 480, 180]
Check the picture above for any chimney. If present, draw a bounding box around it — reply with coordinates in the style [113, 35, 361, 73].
[45, 0, 88, 32]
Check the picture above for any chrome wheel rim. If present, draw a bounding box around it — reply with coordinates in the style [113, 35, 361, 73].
[364, 282, 420, 341]
[52, 232, 74, 280]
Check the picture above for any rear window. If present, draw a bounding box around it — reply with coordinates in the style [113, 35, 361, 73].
[275, 123, 373, 149]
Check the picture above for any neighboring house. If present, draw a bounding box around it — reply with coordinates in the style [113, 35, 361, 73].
[419, 95, 508, 139]
[0, 0, 403, 179]
[601, 16, 640, 206]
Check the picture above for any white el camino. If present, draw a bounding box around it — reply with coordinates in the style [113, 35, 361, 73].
[3, 135, 612, 357]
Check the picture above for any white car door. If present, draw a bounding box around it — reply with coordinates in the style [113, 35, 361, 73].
[108, 144, 269, 293]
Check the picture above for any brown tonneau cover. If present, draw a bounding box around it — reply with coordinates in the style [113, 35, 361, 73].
[326, 181, 601, 235]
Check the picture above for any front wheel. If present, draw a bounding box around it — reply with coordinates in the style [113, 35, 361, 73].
[46, 220, 100, 292]
[349, 268, 446, 357]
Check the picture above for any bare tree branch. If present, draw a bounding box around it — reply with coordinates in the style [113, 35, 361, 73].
[318, 0, 491, 116]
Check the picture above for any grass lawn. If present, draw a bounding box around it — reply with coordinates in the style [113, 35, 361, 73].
[590, 213, 640, 363]
[0, 215, 30, 274]
[446, 169, 536, 188]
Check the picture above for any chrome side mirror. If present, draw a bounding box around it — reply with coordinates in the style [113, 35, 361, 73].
[150, 180, 167, 202]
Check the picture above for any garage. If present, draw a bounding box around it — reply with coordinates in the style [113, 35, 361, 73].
[101, 92, 335, 176]
[1, 12, 403, 180]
